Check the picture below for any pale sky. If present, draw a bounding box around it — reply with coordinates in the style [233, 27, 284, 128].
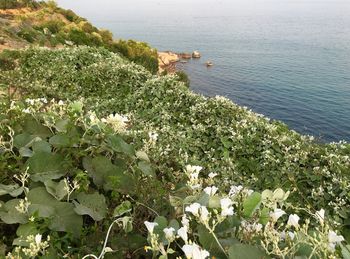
[56, 0, 350, 21]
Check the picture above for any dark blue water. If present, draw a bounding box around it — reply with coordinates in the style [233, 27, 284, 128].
[57, 0, 350, 142]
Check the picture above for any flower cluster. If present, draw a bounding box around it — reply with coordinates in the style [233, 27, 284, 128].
[6, 234, 50, 258]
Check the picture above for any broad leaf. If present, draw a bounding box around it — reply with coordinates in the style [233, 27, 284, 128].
[49, 134, 70, 147]
[138, 161, 155, 177]
[0, 184, 23, 197]
[243, 192, 261, 218]
[107, 135, 134, 156]
[0, 199, 28, 224]
[49, 202, 83, 237]
[228, 244, 270, 259]
[27, 152, 66, 182]
[27, 187, 57, 217]
[113, 201, 132, 217]
[44, 179, 69, 201]
[32, 140, 51, 153]
[73, 192, 107, 221]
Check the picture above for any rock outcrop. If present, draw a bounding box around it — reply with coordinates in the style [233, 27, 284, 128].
[158, 51, 179, 73]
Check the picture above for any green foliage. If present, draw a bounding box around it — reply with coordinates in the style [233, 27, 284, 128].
[111, 40, 159, 74]
[0, 98, 167, 257]
[0, 0, 40, 9]
[0, 46, 349, 258]
[175, 70, 190, 87]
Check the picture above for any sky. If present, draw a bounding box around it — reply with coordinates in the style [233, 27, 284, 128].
[56, 0, 350, 21]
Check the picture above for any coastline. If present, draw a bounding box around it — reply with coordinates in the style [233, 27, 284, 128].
[157, 51, 179, 73]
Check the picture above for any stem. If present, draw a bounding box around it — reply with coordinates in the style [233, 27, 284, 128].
[82, 218, 123, 259]
[209, 229, 228, 258]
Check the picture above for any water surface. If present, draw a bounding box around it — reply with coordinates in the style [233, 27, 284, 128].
[57, 0, 350, 142]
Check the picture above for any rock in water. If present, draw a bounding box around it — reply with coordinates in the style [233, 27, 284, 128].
[192, 51, 201, 58]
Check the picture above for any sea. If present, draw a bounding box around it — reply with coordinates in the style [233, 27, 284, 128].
[57, 0, 350, 142]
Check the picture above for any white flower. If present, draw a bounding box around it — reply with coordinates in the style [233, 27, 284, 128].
[58, 100, 64, 106]
[315, 209, 325, 224]
[101, 113, 128, 132]
[163, 227, 175, 241]
[182, 244, 210, 259]
[178, 227, 188, 243]
[328, 230, 344, 251]
[181, 214, 190, 228]
[287, 214, 300, 228]
[288, 231, 295, 240]
[199, 206, 210, 223]
[220, 198, 234, 217]
[185, 165, 203, 175]
[204, 186, 218, 196]
[104, 247, 113, 253]
[185, 203, 201, 217]
[144, 221, 158, 234]
[208, 172, 218, 178]
[253, 223, 263, 232]
[270, 208, 286, 221]
[34, 234, 42, 245]
[229, 185, 243, 197]
[148, 132, 158, 142]
[22, 108, 31, 114]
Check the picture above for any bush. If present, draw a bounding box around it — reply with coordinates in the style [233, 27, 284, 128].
[17, 27, 37, 43]
[111, 40, 159, 74]
[0, 47, 348, 258]
[0, 0, 40, 9]
[37, 20, 65, 34]
[175, 70, 190, 87]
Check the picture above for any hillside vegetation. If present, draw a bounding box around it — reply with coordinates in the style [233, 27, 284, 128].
[0, 46, 349, 258]
[0, 0, 158, 73]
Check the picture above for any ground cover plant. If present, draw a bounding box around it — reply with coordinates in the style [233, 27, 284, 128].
[0, 1, 158, 74]
[0, 46, 349, 258]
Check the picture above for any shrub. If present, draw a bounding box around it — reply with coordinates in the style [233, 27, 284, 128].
[175, 70, 190, 87]
[17, 27, 37, 43]
[1, 47, 349, 257]
[111, 40, 159, 74]
[37, 20, 65, 34]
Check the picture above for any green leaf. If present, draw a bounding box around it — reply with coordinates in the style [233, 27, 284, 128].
[168, 219, 180, 231]
[68, 101, 83, 114]
[23, 116, 52, 139]
[197, 193, 210, 207]
[243, 192, 261, 218]
[49, 202, 83, 237]
[44, 179, 69, 201]
[28, 187, 82, 236]
[13, 223, 38, 246]
[0, 184, 22, 197]
[49, 134, 70, 147]
[0, 199, 28, 224]
[83, 156, 124, 188]
[27, 152, 66, 182]
[32, 140, 51, 153]
[55, 119, 70, 133]
[121, 216, 133, 233]
[107, 135, 135, 156]
[19, 147, 33, 157]
[73, 192, 107, 221]
[113, 201, 132, 217]
[228, 244, 270, 259]
[208, 196, 221, 209]
[259, 207, 270, 225]
[197, 225, 226, 258]
[27, 187, 57, 217]
[13, 133, 36, 149]
[341, 244, 350, 259]
[136, 151, 150, 162]
[137, 161, 155, 177]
